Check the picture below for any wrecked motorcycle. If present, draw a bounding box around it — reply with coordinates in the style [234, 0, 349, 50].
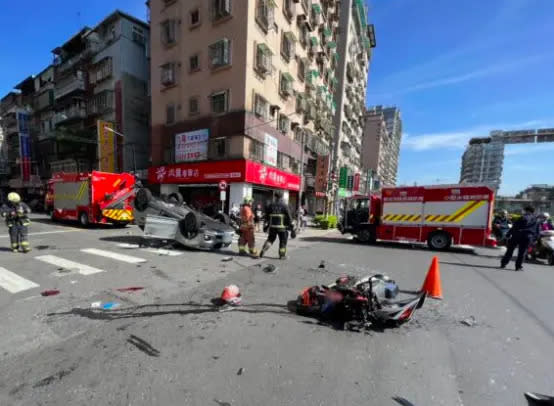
[295, 274, 426, 330]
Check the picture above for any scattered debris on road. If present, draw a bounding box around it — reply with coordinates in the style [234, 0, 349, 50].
[101, 302, 120, 310]
[91, 301, 102, 309]
[237, 367, 245, 376]
[221, 256, 233, 262]
[318, 260, 326, 269]
[460, 316, 476, 327]
[116, 286, 145, 293]
[262, 264, 277, 273]
[220, 285, 242, 306]
[41, 289, 60, 297]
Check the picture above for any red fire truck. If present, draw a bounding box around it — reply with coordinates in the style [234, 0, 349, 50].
[45, 171, 136, 227]
[338, 184, 496, 250]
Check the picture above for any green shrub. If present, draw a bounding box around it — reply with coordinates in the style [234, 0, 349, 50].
[319, 219, 330, 229]
[314, 214, 326, 226]
[327, 215, 338, 228]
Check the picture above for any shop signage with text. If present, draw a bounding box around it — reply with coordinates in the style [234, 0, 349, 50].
[175, 129, 209, 162]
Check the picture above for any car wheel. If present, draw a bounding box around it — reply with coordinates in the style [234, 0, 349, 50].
[135, 188, 152, 212]
[428, 231, 451, 250]
[168, 192, 184, 205]
[79, 212, 90, 227]
[179, 212, 199, 239]
[214, 213, 230, 225]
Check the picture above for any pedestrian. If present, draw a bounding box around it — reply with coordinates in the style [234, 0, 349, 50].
[238, 197, 258, 257]
[0, 192, 32, 253]
[538, 212, 554, 231]
[260, 191, 296, 259]
[254, 203, 263, 233]
[500, 206, 539, 271]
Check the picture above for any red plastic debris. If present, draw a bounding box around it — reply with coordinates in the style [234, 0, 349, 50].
[116, 286, 144, 293]
[41, 289, 60, 297]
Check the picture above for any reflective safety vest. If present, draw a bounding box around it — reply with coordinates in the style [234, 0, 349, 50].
[269, 213, 286, 229]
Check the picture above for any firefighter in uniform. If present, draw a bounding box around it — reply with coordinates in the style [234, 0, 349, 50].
[260, 192, 296, 259]
[1, 192, 32, 253]
[238, 197, 258, 257]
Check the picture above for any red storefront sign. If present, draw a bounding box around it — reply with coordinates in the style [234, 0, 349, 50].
[148, 160, 301, 191]
[353, 173, 361, 192]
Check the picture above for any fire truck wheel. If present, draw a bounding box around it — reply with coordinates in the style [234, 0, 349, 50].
[135, 188, 152, 212]
[428, 231, 451, 251]
[179, 212, 199, 239]
[357, 229, 371, 243]
[79, 212, 90, 227]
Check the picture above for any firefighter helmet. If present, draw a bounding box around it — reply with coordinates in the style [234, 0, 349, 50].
[243, 197, 253, 205]
[7, 192, 21, 204]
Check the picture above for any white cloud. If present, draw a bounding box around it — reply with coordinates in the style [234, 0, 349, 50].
[402, 120, 551, 151]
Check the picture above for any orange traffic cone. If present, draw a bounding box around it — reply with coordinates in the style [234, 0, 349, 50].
[421, 256, 443, 299]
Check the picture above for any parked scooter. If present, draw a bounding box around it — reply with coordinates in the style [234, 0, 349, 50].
[529, 230, 554, 265]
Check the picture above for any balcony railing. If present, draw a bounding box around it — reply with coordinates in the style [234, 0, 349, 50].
[53, 107, 86, 126]
[55, 75, 85, 100]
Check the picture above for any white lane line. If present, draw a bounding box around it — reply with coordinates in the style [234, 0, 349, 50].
[116, 243, 183, 256]
[0, 229, 81, 238]
[81, 248, 147, 264]
[0, 267, 40, 293]
[35, 255, 104, 276]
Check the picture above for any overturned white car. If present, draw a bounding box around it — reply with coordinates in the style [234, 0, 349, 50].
[133, 188, 235, 250]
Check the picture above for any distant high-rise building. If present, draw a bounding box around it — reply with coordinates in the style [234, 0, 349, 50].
[361, 105, 402, 187]
[460, 128, 554, 191]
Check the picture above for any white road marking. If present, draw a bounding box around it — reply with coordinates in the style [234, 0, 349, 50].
[116, 243, 183, 257]
[0, 267, 40, 293]
[81, 248, 147, 264]
[0, 229, 81, 239]
[35, 255, 104, 275]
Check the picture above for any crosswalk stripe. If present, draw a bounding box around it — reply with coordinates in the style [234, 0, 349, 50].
[0, 266, 40, 293]
[35, 255, 105, 275]
[81, 248, 147, 264]
[116, 243, 183, 257]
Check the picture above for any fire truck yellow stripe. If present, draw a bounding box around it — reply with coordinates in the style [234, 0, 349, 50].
[452, 200, 486, 223]
[391, 214, 402, 221]
[437, 214, 450, 222]
[445, 201, 477, 222]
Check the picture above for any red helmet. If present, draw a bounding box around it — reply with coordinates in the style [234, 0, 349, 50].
[221, 284, 241, 304]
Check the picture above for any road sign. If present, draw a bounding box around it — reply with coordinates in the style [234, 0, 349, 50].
[220, 191, 227, 201]
[218, 180, 227, 191]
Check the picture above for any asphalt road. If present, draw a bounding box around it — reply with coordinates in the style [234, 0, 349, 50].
[0, 214, 553, 406]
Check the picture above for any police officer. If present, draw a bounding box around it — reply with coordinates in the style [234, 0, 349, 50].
[238, 197, 258, 257]
[260, 191, 295, 259]
[1, 192, 32, 253]
[500, 206, 539, 271]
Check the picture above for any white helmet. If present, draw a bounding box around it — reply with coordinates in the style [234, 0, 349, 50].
[542, 212, 550, 219]
[7, 192, 21, 204]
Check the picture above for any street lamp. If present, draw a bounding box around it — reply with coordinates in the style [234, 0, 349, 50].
[103, 125, 137, 173]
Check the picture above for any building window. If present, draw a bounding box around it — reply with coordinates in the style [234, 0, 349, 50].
[283, 0, 294, 21]
[256, 0, 275, 32]
[189, 54, 200, 72]
[296, 94, 306, 113]
[211, 90, 229, 114]
[87, 90, 114, 115]
[281, 32, 296, 62]
[279, 72, 294, 97]
[211, 138, 226, 158]
[190, 8, 200, 26]
[189, 96, 199, 115]
[209, 39, 231, 69]
[132, 26, 145, 44]
[161, 62, 177, 87]
[278, 114, 290, 134]
[249, 139, 265, 161]
[254, 94, 269, 119]
[255, 43, 273, 76]
[277, 152, 290, 170]
[161, 19, 176, 45]
[166, 104, 175, 124]
[212, 0, 232, 21]
[297, 58, 306, 81]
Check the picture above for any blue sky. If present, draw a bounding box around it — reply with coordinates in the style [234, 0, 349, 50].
[367, 0, 554, 195]
[1, 0, 553, 195]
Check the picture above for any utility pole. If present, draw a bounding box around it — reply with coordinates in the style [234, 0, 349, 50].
[297, 129, 306, 226]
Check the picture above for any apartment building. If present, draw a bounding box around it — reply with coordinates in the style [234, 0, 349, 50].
[149, 0, 341, 212]
[460, 135, 504, 190]
[331, 0, 374, 198]
[0, 10, 150, 196]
